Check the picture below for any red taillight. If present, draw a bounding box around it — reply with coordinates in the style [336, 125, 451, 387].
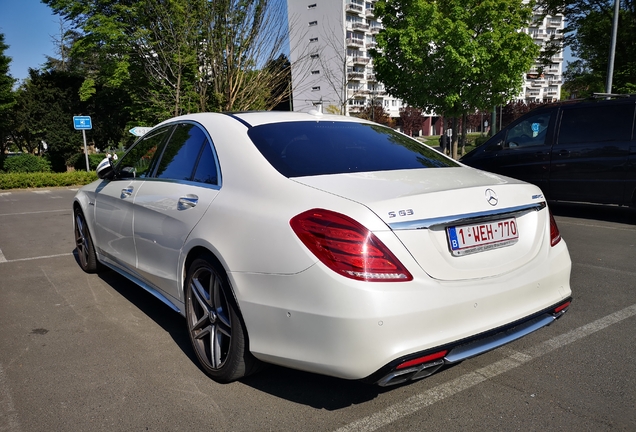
[549, 210, 562, 246]
[396, 350, 448, 370]
[290, 209, 413, 282]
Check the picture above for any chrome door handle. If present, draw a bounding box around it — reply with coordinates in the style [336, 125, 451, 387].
[121, 187, 133, 198]
[178, 195, 198, 210]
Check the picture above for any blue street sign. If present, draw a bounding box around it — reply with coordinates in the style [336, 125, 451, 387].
[73, 116, 92, 130]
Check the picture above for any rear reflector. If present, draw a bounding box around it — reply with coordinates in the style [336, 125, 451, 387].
[554, 301, 571, 314]
[549, 210, 562, 247]
[396, 350, 448, 370]
[290, 209, 413, 282]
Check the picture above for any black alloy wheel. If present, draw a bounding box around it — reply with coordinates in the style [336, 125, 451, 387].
[74, 208, 99, 273]
[185, 256, 260, 383]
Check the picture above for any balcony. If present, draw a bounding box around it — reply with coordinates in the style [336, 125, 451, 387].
[346, 3, 363, 13]
[367, 73, 376, 81]
[369, 26, 381, 34]
[352, 56, 370, 65]
[547, 18, 562, 28]
[531, 79, 546, 87]
[352, 22, 370, 31]
[366, 41, 377, 49]
[366, 8, 375, 18]
[347, 72, 364, 80]
[346, 38, 364, 47]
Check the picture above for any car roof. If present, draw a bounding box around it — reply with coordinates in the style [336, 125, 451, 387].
[155, 110, 375, 130]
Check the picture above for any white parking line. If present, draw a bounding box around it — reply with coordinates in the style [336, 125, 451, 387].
[0, 363, 20, 432]
[0, 252, 73, 264]
[335, 303, 636, 432]
[0, 209, 68, 217]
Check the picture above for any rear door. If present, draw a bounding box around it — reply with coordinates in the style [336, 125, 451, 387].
[626, 124, 636, 206]
[132, 122, 221, 301]
[549, 101, 634, 204]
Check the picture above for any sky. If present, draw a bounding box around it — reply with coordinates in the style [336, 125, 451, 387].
[0, 0, 60, 82]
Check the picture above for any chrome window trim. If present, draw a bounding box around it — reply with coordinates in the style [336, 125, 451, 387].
[123, 120, 223, 188]
[137, 177, 221, 191]
[388, 202, 547, 231]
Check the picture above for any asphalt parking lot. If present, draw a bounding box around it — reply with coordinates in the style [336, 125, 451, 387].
[1, 187, 635, 431]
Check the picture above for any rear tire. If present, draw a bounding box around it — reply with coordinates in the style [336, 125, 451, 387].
[184, 255, 260, 383]
[74, 208, 100, 273]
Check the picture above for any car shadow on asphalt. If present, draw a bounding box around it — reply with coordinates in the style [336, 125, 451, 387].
[72, 256, 395, 408]
[549, 201, 635, 225]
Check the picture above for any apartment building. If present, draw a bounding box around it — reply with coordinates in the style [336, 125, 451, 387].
[286, 0, 564, 126]
[522, 10, 565, 102]
[287, 0, 406, 117]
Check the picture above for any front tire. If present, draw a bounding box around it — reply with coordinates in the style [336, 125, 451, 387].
[74, 208, 100, 273]
[185, 255, 260, 383]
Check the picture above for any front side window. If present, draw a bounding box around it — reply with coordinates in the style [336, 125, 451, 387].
[505, 112, 551, 148]
[117, 126, 172, 178]
[248, 121, 458, 178]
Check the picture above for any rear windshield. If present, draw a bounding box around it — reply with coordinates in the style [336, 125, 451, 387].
[247, 121, 458, 177]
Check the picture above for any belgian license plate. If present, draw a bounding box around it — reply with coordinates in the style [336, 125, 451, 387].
[447, 217, 519, 256]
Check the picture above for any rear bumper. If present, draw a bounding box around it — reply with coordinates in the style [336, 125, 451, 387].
[230, 240, 572, 381]
[367, 298, 571, 386]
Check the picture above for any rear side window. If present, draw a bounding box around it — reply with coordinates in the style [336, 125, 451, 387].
[192, 143, 219, 185]
[557, 104, 634, 145]
[248, 121, 458, 177]
[155, 124, 207, 180]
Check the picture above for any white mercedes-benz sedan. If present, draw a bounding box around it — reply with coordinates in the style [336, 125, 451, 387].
[73, 111, 572, 386]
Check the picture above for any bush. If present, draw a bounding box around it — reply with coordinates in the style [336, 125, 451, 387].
[70, 152, 124, 171]
[72, 153, 110, 171]
[0, 171, 98, 190]
[2, 154, 52, 173]
[474, 135, 490, 147]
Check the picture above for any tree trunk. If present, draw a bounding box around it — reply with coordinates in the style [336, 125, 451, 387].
[452, 117, 458, 160]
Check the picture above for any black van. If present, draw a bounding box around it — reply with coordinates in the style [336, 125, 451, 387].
[460, 95, 636, 207]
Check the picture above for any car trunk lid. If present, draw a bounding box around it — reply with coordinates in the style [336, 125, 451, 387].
[292, 167, 548, 281]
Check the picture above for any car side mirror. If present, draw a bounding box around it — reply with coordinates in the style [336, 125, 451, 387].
[96, 154, 118, 180]
[485, 140, 503, 152]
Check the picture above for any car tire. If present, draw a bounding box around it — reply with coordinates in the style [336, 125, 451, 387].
[74, 208, 100, 273]
[185, 255, 260, 383]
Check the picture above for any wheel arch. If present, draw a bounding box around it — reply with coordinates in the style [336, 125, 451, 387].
[183, 246, 245, 318]
[182, 245, 258, 357]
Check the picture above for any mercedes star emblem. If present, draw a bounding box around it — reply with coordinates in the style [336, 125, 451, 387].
[485, 188, 498, 206]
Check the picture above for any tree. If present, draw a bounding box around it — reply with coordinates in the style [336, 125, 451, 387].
[399, 106, 424, 136]
[354, 102, 394, 127]
[0, 33, 16, 163]
[10, 69, 86, 171]
[539, 0, 636, 96]
[43, 0, 291, 121]
[372, 0, 539, 159]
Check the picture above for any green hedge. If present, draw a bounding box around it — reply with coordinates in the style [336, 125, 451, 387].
[0, 171, 98, 190]
[69, 152, 124, 171]
[474, 135, 490, 147]
[2, 154, 52, 173]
